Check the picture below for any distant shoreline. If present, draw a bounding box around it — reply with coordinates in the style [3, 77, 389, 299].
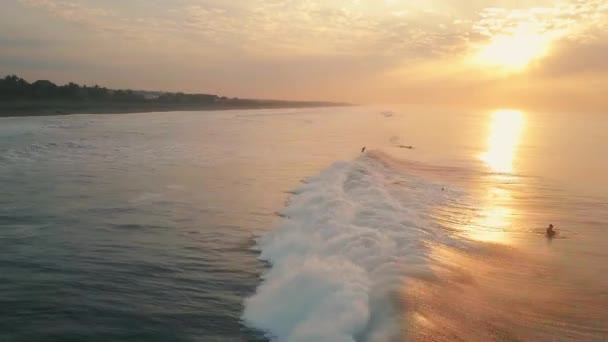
[0, 74, 350, 117]
[0, 101, 351, 117]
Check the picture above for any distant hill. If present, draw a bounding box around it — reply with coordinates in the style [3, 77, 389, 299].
[0, 75, 349, 117]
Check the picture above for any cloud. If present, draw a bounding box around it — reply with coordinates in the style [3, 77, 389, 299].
[0, 35, 53, 48]
[473, 0, 608, 37]
[7, 0, 608, 109]
[180, 1, 472, 59]
[16, 0, 472, 59]
[16, 0, 607, 58]
[18, 0, 115, 30]
[16, 0, 181, 42]
[533, 34, 608, 77]
[0, 54, 88, 70]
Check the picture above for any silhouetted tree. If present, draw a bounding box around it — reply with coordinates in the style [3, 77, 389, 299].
[31, 80, 58, 99]
[0, 74, 221, 104]
[0, 75, 30, 99]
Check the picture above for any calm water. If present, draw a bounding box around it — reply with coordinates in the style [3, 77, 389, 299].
[1, 107, 607, 341]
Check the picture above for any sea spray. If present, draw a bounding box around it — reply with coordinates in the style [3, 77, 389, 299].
[243, 152, 464, 341]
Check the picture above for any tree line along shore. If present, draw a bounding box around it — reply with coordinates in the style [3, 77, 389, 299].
[0, 75, 348, 117]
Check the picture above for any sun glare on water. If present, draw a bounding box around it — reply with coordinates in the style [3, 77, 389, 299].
[466, 110, 525, 243]
[481, 109, 525, 174]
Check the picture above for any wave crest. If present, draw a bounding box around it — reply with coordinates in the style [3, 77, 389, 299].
[243, 153, 462, 341]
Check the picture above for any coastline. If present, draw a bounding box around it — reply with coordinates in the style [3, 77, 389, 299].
[0, 101, 351, 117]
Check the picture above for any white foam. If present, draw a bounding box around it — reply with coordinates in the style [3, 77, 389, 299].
[243, 153, 465, 341]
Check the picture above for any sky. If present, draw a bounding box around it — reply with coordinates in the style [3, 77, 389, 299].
[1, 0, 608, 110]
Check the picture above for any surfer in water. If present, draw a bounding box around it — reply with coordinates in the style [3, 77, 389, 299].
[546, 224, 556, 238]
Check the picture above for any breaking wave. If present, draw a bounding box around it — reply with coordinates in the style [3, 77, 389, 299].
[243, 151, 470, 341]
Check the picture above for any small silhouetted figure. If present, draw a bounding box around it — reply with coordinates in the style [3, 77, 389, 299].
[361, 146, 366, 153]
[546, 224, 556, 238]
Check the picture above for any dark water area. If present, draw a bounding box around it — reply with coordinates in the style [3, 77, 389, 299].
[0, 112, 278, 341]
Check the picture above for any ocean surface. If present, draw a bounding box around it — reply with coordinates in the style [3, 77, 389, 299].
[1, 106, 607, 341]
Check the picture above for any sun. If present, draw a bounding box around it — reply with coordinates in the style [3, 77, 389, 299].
[473, 24, 553, 71]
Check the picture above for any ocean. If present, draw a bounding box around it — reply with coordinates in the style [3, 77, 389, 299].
[1, 106, 607, 341]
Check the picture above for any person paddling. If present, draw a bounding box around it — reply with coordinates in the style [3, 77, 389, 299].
[546, 224, 556, 238]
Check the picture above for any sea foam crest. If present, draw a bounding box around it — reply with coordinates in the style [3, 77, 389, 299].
[243, 152, 460, 342]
